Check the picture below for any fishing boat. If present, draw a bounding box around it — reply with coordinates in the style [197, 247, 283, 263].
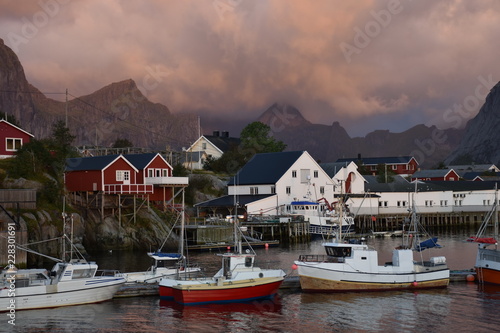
[0, 214, 125, 311]
[283, 197, 355, 237]
[468, 185, 500, 284]
[294, 187, 449, 292]
[159, 190, 286, 305]
[116, 252, 201, 284]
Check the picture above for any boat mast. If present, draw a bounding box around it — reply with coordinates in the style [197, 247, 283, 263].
[179, 188, 186, 272]
[494, 183, 498, 242]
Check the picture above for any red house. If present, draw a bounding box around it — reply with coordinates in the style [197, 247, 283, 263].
[336, 156, 419, 176]
[0, 119, 34, 158]
[65, 153, 188, 206]
[411, 169, 460, 182]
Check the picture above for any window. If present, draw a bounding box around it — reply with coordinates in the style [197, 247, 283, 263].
[286, 186, 291, 194]
[148, 169, 154, 177]
[250, 187, 258, 195]
[271, 186, 276, 194]
[202, 142, 207, 149]
[425, 200, 433, 207]
[314, 170, 319, 178]
[163, 169, 168, 177]
[292, 170, 297, 178]
[6, 138, 22, 151]
[300, 169, 310, 183]
[116, 170, 130, 181]
[320, 186, 325, 195]
[392, 165, 397, 170]
[440, 200, 448, 207]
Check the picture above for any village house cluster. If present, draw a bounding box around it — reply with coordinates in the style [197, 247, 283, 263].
[2, 122, 499, 222]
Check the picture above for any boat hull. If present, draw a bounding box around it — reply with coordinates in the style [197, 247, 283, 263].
[475, 247, 500, 284]
[171, 277, 284, 305]
[475, 267, 500, 284]
[0, 277, 125, 311]
[298, 274, 449, 292]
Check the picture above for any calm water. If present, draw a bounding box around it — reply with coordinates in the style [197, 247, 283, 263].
[7, 230, 500, 333]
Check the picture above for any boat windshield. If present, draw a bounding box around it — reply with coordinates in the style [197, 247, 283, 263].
[325, 246, 352, 258]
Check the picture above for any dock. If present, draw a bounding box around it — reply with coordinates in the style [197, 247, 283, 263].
[113, 271, 474, 298]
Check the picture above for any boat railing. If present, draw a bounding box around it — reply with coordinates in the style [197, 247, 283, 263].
[96, 269, 122, 277]
[298, 254, 339, 263]
[480, 248, 500, 263]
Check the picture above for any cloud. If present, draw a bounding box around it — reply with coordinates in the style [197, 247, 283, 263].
[1, 0, 500, 136]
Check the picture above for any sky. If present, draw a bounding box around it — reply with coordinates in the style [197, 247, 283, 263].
[1, 0, 500, 137]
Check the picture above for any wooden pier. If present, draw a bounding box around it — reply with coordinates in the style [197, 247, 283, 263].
[113, 271, 476, 298]
[355, 212, 497, 233]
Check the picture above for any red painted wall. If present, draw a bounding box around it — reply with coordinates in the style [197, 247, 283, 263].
[0, 122, 32, 156]
[65, 170, 102, 191]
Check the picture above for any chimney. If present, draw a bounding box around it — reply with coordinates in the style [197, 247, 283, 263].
[357, 153, 361, 160]
[222, 131, 229, 137]
[213, 130, 220, 137]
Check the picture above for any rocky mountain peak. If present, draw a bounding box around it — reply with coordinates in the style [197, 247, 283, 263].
[445, 81, 500, 165]
[258, 102, 311, 128]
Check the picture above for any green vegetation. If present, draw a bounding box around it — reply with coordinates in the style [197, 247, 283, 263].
[203, 121, 286, 174]
[112, 138, 133, 148]
[1, 119, 77, 209]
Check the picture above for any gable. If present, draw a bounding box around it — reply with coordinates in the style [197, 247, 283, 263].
[0, 119, 35, 138]
[228, 151, 304, 185]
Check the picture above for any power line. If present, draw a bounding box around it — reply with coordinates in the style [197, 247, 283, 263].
[1, 89, 191, 147]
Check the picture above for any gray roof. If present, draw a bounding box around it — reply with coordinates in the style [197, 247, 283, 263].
[66, 154, 120, 171]
[66, 153, 158, 172]
[411, 169, 457, 178]
[205, 135, 241, 153]
[320, 162, 352, 178]
[123, 153, 158, 169]
[227, 151, 304, 186]
[446, 164, 498, 172]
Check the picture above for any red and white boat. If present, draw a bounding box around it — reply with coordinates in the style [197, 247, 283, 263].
[160, 251, 285, 304]
[469, 186, 500, 284]
[159, 193, 285, 305]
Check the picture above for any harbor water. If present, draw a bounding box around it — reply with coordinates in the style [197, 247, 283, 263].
[7, 230, 500, 332]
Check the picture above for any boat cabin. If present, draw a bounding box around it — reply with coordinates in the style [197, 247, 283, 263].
[220, 253, 255, 278]
[52, 261, 98, 281]
[2, 268, 49, 288]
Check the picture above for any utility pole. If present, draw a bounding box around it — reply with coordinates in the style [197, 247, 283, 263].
[65, 88, 68, 127]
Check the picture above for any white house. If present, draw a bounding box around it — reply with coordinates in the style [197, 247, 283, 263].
[183, 131, 240, 170]
[196, 151, 334, 216]
[320, 161, 366, 194]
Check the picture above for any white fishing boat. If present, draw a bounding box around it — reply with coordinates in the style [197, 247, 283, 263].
[0, 213, 125, 312]
[468, 184, 500, 284]
[283, 197, 355, 237]
[116, 251, 200, 284]
[294, 186, 449, 292]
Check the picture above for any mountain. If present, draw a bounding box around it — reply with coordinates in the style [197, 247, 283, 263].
[0, 38, 470, 167]
[258, 103, 464, 168]
[0, 38, 199, 150]
[445, 81, 500, 165]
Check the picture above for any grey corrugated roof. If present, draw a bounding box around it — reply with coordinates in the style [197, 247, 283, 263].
[336, 156, 415, 166]
[227, 151, 304, 185]
[195, 194, 274, 207]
